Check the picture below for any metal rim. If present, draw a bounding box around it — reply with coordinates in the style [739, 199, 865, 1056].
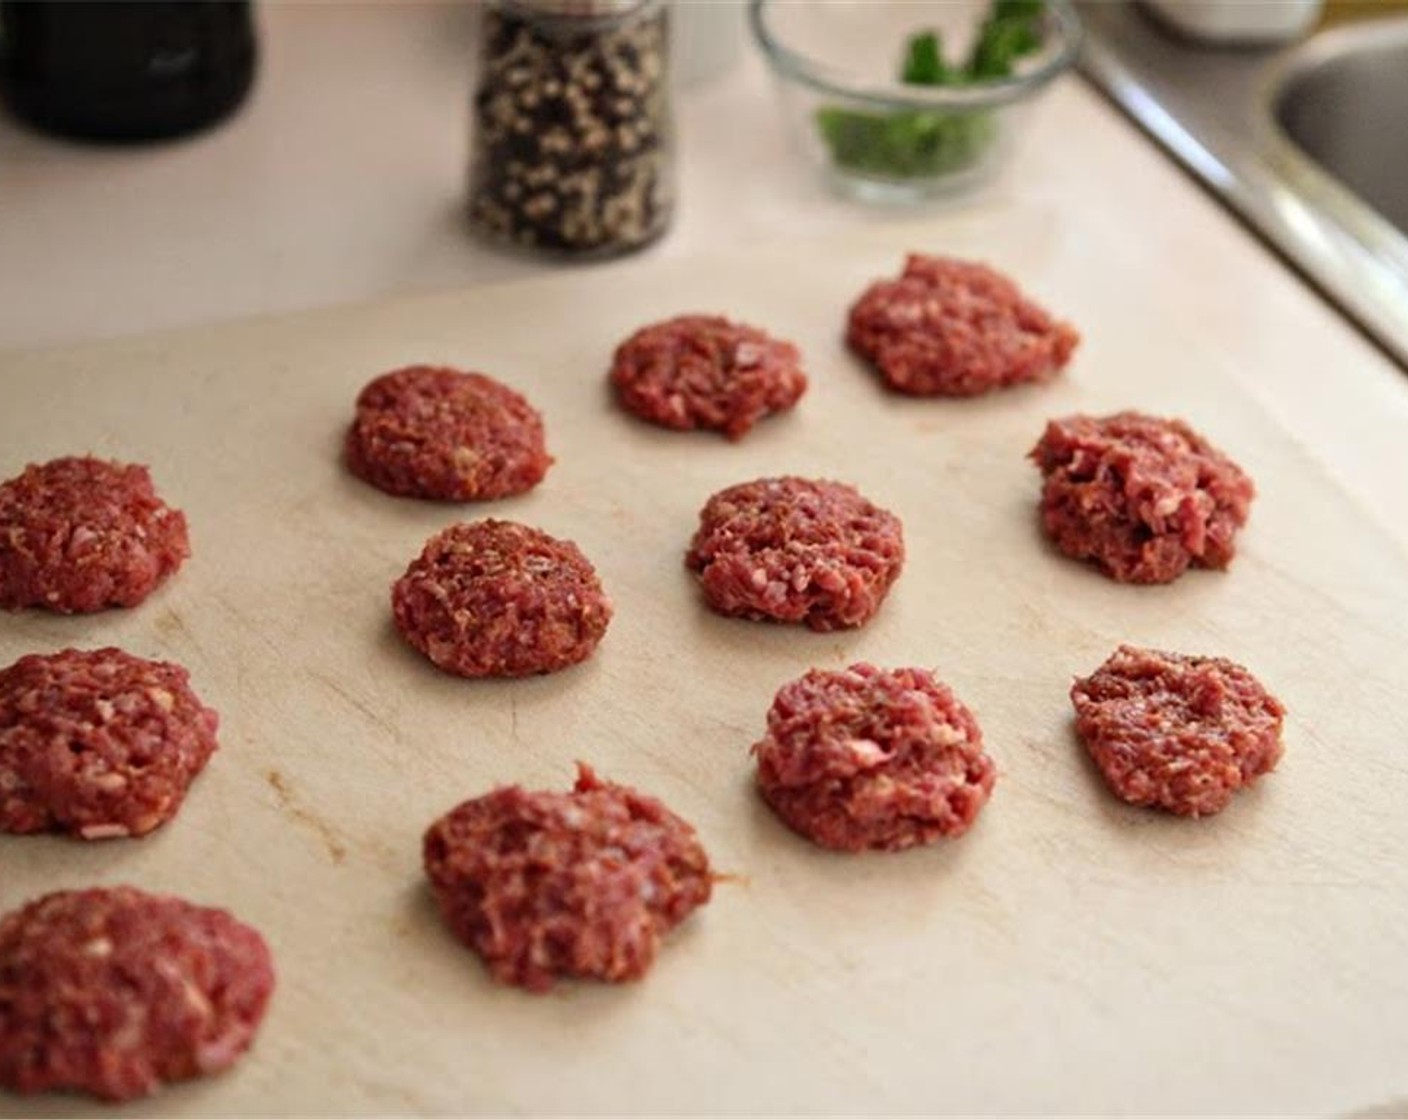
[748, 0, 1083, 110]
[1253, 16, 1408, 283]
[1260, 13, 1408, 157]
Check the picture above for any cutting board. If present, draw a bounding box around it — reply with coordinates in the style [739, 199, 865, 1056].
[3, 210, 1407, 1118]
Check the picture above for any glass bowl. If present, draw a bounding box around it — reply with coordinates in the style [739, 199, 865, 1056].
[749, 0, 1082, 203]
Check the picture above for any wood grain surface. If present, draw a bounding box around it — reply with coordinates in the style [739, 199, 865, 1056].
[2, 211, 1407, 1117]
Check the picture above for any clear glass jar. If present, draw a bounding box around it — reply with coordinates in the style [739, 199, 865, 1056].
[468, 0, 674, 258]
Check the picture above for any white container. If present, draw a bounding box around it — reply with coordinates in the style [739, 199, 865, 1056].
[1142, 0, 1322, 44]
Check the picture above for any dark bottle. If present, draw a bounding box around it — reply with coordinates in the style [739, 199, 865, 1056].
[0, 1, 257, 143]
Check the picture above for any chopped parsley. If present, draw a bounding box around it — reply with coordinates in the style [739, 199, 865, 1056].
[815, 1, 1047, 183]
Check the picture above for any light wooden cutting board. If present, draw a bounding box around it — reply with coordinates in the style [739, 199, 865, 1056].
[2, 209, 1407, 1118]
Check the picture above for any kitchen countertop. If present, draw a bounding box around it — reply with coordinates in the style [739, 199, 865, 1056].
[3, 2, 1405, 543]
[0, 0, 935, 352]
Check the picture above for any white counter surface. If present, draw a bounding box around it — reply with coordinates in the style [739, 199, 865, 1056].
[4, 2, 1405, 541]
[2, 1, 901, 352]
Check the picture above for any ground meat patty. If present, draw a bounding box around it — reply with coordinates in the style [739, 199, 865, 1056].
[0, 456, 190, 614]
[1072, 645, 1285, 817]
[1030, 411, 1255, 584]
[0, 886, 274, 1102]
[0, 648, 218, 840]
[392, 519, 612, 677]
[423, 763, 712, 992]
[846, 254, 1079, 396]
[753, 664, 995, 852]
[609, 314, 808, 440]
[345, 365, 552, 501]
[685, 477, 904, 631]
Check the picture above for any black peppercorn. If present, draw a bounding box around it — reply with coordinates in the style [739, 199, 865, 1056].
[468, 0, 673, 257]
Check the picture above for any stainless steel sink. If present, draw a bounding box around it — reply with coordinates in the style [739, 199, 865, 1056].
[1078, 5, 1408, 370]
[1275, 23, 1408, 237]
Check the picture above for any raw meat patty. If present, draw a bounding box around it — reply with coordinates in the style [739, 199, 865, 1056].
[685, 477, 904, 631]
[1071, 644, 1285, 817]
[0, 456, 190, 614]
[753, 664, 996, 852]
[846, 254, 1079, 396]
[423, 763, 713, 992]
[392, 519, 612, 677]
[0, 886, 274, 1102]
[609, 314, 807, 440]
[346, 365, 552, 500]
[1031, 411, 1255, 584]
[0, 647, 219, 840]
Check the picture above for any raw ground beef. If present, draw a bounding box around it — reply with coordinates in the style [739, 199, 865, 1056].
[0, 647, 218, 840]
[685, 477, 905, 632]
[1031, 411, 1255, 584]
[345, 365, 552, 501]
[0, 886, 274, 1102]
[1071, 644, 1285, 817]
[846, 254, 1079, 396]
[753, 664, 995, 852]
[609, 314, 807, 440]
[423, 763, 713, 992]
[392, 519, 612, 678]
[0, 456, 190, 614]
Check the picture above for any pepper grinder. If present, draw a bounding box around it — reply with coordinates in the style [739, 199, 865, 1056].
[467, 0, 674, 258]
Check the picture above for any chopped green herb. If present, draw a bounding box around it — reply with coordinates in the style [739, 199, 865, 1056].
[900, 30, 951, 87]
[994, 0, 1043, 21]
[817, 106, 996, 179]
[968, 6, 1044, 79]
[814, 1, 1046, 183]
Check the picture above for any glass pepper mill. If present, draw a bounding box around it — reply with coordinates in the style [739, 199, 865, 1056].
[468, 0, 674, 258]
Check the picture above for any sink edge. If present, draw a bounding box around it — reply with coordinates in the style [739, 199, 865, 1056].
[1079, 10, 1408, 371]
